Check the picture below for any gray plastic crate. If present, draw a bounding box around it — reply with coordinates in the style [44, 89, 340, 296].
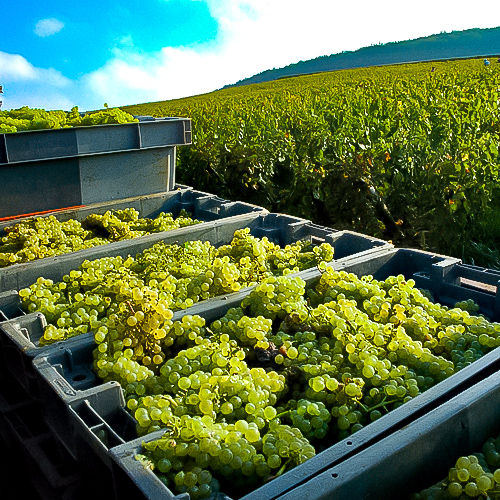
[111, 431, 188, 500]
[280, 366, 500, 500]
[0, 116, 191, 218]
[110, 352, 500, 500]
[0, 213, 391, 398]
[31, 248, 500, 500]
[0, 187, 268, 292]
[0, 117, 191, 164]
[0, 387, 115, 500]
[0, 186, 264, 233]
[33, 335, 137, 468]
[0, 211, 391, 303]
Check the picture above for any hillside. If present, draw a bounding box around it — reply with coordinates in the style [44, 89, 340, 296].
[124, 58, 500, 267]
[224, 26, 500, 88]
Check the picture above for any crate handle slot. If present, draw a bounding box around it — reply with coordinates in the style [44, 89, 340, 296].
[78, 399, 127, 447]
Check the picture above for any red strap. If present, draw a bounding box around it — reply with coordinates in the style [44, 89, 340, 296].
[0, 205, 85, 222]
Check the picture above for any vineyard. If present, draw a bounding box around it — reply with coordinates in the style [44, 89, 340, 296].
[3, 58, 500, 499]
[125, 58, 500, 267]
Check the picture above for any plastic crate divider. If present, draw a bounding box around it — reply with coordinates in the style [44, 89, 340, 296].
[51, 347, 99, 392]
[111, 431, 191, 500]
[218, 201, 262, 218]
[250, 213, 310, 245]
[0, 289, 25, 320]
[415, 260, 500, 321]
[47, 380, 127, 463]
[32, 337, 134, 463]
[284, 218, 317, 245]
[194, 194, 228, 219]
[136, 120, 144, 149]
[137, 119, 189, 149]
[0, 312, 51, 395]
[176, 190, 197, 215]
[68, 398, 137, 468]
[323, 230, 393, 260]
[1, 311, 47, 344]
[457, 262, 500, 284]
[0, 133, 7, 163]
[496, 281, 500, 321]
[183, 119, 192, 144]
[290, 220, 333, 245]
[412, 256, 460, 293]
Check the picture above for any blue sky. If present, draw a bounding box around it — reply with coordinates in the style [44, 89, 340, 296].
[1, 0, 499, 111]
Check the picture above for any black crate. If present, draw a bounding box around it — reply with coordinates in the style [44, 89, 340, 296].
[0, 394, 114, 500]
[1, 214, 391, 399]
[31, 248, 500, 499]
[279, 369, 500, 500]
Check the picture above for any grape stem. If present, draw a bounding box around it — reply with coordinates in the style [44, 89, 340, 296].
[317, 264, 326, 274]
[162, 395, 178, 407]
[358, 396, 398, 414]
[265, 457, 293, 482]
[273, 410, 292, 420]
[276, 457, 293, 477]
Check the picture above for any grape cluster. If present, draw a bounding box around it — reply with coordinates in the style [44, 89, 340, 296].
[19, 230, 336, 346]
[137, 414, 314, 499]
[0, 209, 201, 267]
[82, 268, 500, 498]
[0, 105, 138, 134]
[20, 228, 500, 498]
[454, 299, 480, 314]
[413, 447, 500, 499]
[289, 399, 331, 440]
[211, 310, 273, 349]
[241, 275, 308, 320]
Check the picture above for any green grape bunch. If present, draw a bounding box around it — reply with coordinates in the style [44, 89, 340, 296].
[79, 269, 500, 499]
[96, 286, 174, 369]
[0, 209, 201, 268]
[138, 413, 315, 499]
[19, 232, 337, 347]
[413, 434, 500, 499]
[0, 105, 138, 133]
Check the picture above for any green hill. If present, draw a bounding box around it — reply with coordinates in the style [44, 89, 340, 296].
[125, 58, 500, 266]
[224, 26, 500, 88]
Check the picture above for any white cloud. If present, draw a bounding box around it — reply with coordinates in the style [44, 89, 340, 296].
[34, 18, 65, 37]
[0, 52, 38, 80]
[3, 0, 500, 110]
[0, 51, 77, 110]
[117, 35, 135, 48]
[84, 0, 500, 108]
[0, 51, 71, 87]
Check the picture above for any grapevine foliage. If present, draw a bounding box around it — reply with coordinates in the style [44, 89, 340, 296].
[124, 59, 500, 264]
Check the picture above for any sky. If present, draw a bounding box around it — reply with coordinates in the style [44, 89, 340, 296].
[1, 0, 499, 111]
